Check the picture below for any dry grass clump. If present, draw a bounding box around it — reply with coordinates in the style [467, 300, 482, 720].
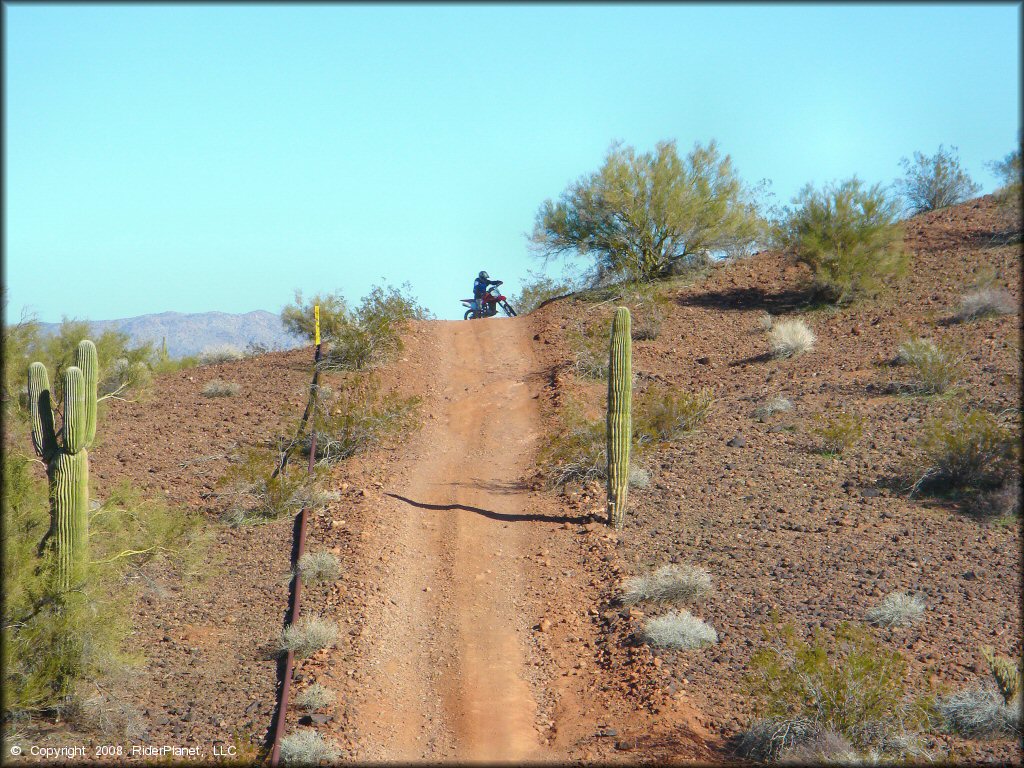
[936, 688, 1020, 738]
[967, 480, 1021, 519]
[735, 718, 830, 763]
[628, 465, 651, 489]
[538, 415, 606, 488]
[767, 319, 815, 359]
[279, 730, 338, 765]
[865, 592, 924, 627]
[911, 406, 1019, 496]
[198, 344, 246, 365]
[812, 411, 865, 455]
[641, 610, 717, 650]
[296, 552, 341, 584]
[894, 337, 963, 395]
[635, 385, 714, 442]
[756, 312, 774, 332]
[294, 683, 335, 711]
[753, 396, 793, 422]
[621, 564, 712, 606]
[201, 379, 240, 397]
[954, 288, 1016, 322]
[279, 617, 338, 658]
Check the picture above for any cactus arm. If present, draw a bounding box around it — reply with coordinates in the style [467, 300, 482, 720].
[75, 340, 99, 447]
[607, 307, 632, 530]
[62, 367, 87, 453]
[28, 362, 57, 460]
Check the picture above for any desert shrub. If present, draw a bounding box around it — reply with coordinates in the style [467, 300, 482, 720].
[989, 145, 1022, 209]
[294, 683, 335, 711]
[317, 283, 430, 372]
[746, 621, 931, 755]
[735, 718, 830, 763]
[812, 411, 865, 455]
[772, 178, 907, 304]
[201, 379, 240, 397]
[628, 465, 651, 489]
[621, 564, 712, 606]
[280, 617, 338, 658]
[753, 396, 793, 422]
[954, 288, 1016, 322]
[566, 320, 610, 380]
[981, 645, 1022, 705]
[1, 311, 41, 415]
[198, 344, 245, 365]
[2, 455, 203, 720]
[937, 688, 1020, 738]
[894, 337, 963, 395]
[634, 385, 713, 442]
[967, 480, 1020, 519]
[911, 406, 1019, 495]
[509, 270, 574, 314]
[756, 312, 774, 332]
[296, 552, 340, 584]
[895, 145, 981, 215]
[776, 727, 858, 763]
[281, 290, 350, 342]
[279, 730, 338, 765]
[865, 592, 924, 627]
[218, 448, 328, 526]
[302, 376, 420, 464]
[767, 319, 815, 359]
[149, 353, 199, 376]
[641, 610, 717, 650]
[537, 416, 607, 488]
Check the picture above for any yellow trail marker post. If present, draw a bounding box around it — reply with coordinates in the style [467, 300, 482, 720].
[314, 304, 320, 347]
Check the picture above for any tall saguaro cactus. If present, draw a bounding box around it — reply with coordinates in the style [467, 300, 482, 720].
[607, 308, 632, 530]
[28, 340, 99, 591]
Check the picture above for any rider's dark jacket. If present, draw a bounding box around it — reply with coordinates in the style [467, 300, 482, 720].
[473, 276, 499, 299]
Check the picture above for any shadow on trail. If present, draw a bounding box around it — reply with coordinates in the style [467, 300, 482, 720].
[386, 493, 590, 525]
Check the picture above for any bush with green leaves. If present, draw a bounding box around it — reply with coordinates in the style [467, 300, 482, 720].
[634, 385, 714, 442]
[911, 406, 1019, 496]
[2, 452, 203, 721]
[281, 290, 350, 342]
[621, 564, 712, 606]
[772, 178, 907, 304]
[531, 139, 764, 282]
[988, 144, 1021, 209]
[895, 145, 981, 215]
[745, 620, 932, 756]
[812, 411, 865, 455]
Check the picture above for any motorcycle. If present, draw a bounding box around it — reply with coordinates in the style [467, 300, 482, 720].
[461, 281, 518, 319]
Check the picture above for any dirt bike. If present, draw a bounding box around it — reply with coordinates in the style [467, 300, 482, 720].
[461, 281, 518, 319]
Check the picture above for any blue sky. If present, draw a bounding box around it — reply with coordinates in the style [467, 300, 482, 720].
[4, 3, 1020, 323]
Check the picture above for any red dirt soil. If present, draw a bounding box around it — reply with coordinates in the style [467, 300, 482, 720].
[9, 195, 1020, 764]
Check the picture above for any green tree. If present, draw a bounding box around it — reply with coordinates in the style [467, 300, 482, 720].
[773, 178, 907, 304]
[989, 143, 1022, 208]
[895, 145, 980, 215]
[531, 139, 764, 282]
[280, 290, 350, 342]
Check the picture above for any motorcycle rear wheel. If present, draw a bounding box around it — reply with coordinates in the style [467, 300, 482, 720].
[464, 309, 476, 320]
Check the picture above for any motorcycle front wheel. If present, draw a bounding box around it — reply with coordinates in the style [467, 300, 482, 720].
[501, 302, 518, 317]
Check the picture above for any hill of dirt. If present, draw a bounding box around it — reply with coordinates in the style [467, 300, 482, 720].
[8, 195, 1020, 764]
[528, 194, 1021, 763]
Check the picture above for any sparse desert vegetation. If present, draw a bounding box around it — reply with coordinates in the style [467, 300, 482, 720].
[954, 287, 1016, 322]
[767, 319, 815, 359]
[641, 610, 718, 650]
[201, 378, 240, 397]
[865, 591, 925, 627]
[279, 616, 338, 658]
[621, 564, 713, 606]
[296, 551, 341, 583]
[279, 729, 339, 765]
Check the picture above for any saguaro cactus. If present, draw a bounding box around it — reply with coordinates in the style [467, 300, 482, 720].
[28, 340, 99, 591]
[607, 307, 632, 530]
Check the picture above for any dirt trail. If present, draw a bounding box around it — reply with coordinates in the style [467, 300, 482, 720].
[338, 317, 557, 762]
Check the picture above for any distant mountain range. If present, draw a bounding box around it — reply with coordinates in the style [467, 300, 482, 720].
[37, 310, 307, 359]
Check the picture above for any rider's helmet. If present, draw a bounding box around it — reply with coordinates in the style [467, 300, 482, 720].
[478, 271, 489, 280]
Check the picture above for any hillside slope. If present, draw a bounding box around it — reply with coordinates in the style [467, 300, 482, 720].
[528, 194, 1021, 762]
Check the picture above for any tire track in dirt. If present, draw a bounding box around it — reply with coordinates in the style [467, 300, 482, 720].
[335, 317, 552, 762]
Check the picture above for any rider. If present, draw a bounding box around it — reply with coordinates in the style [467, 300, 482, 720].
[472, 270, 502, 316]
